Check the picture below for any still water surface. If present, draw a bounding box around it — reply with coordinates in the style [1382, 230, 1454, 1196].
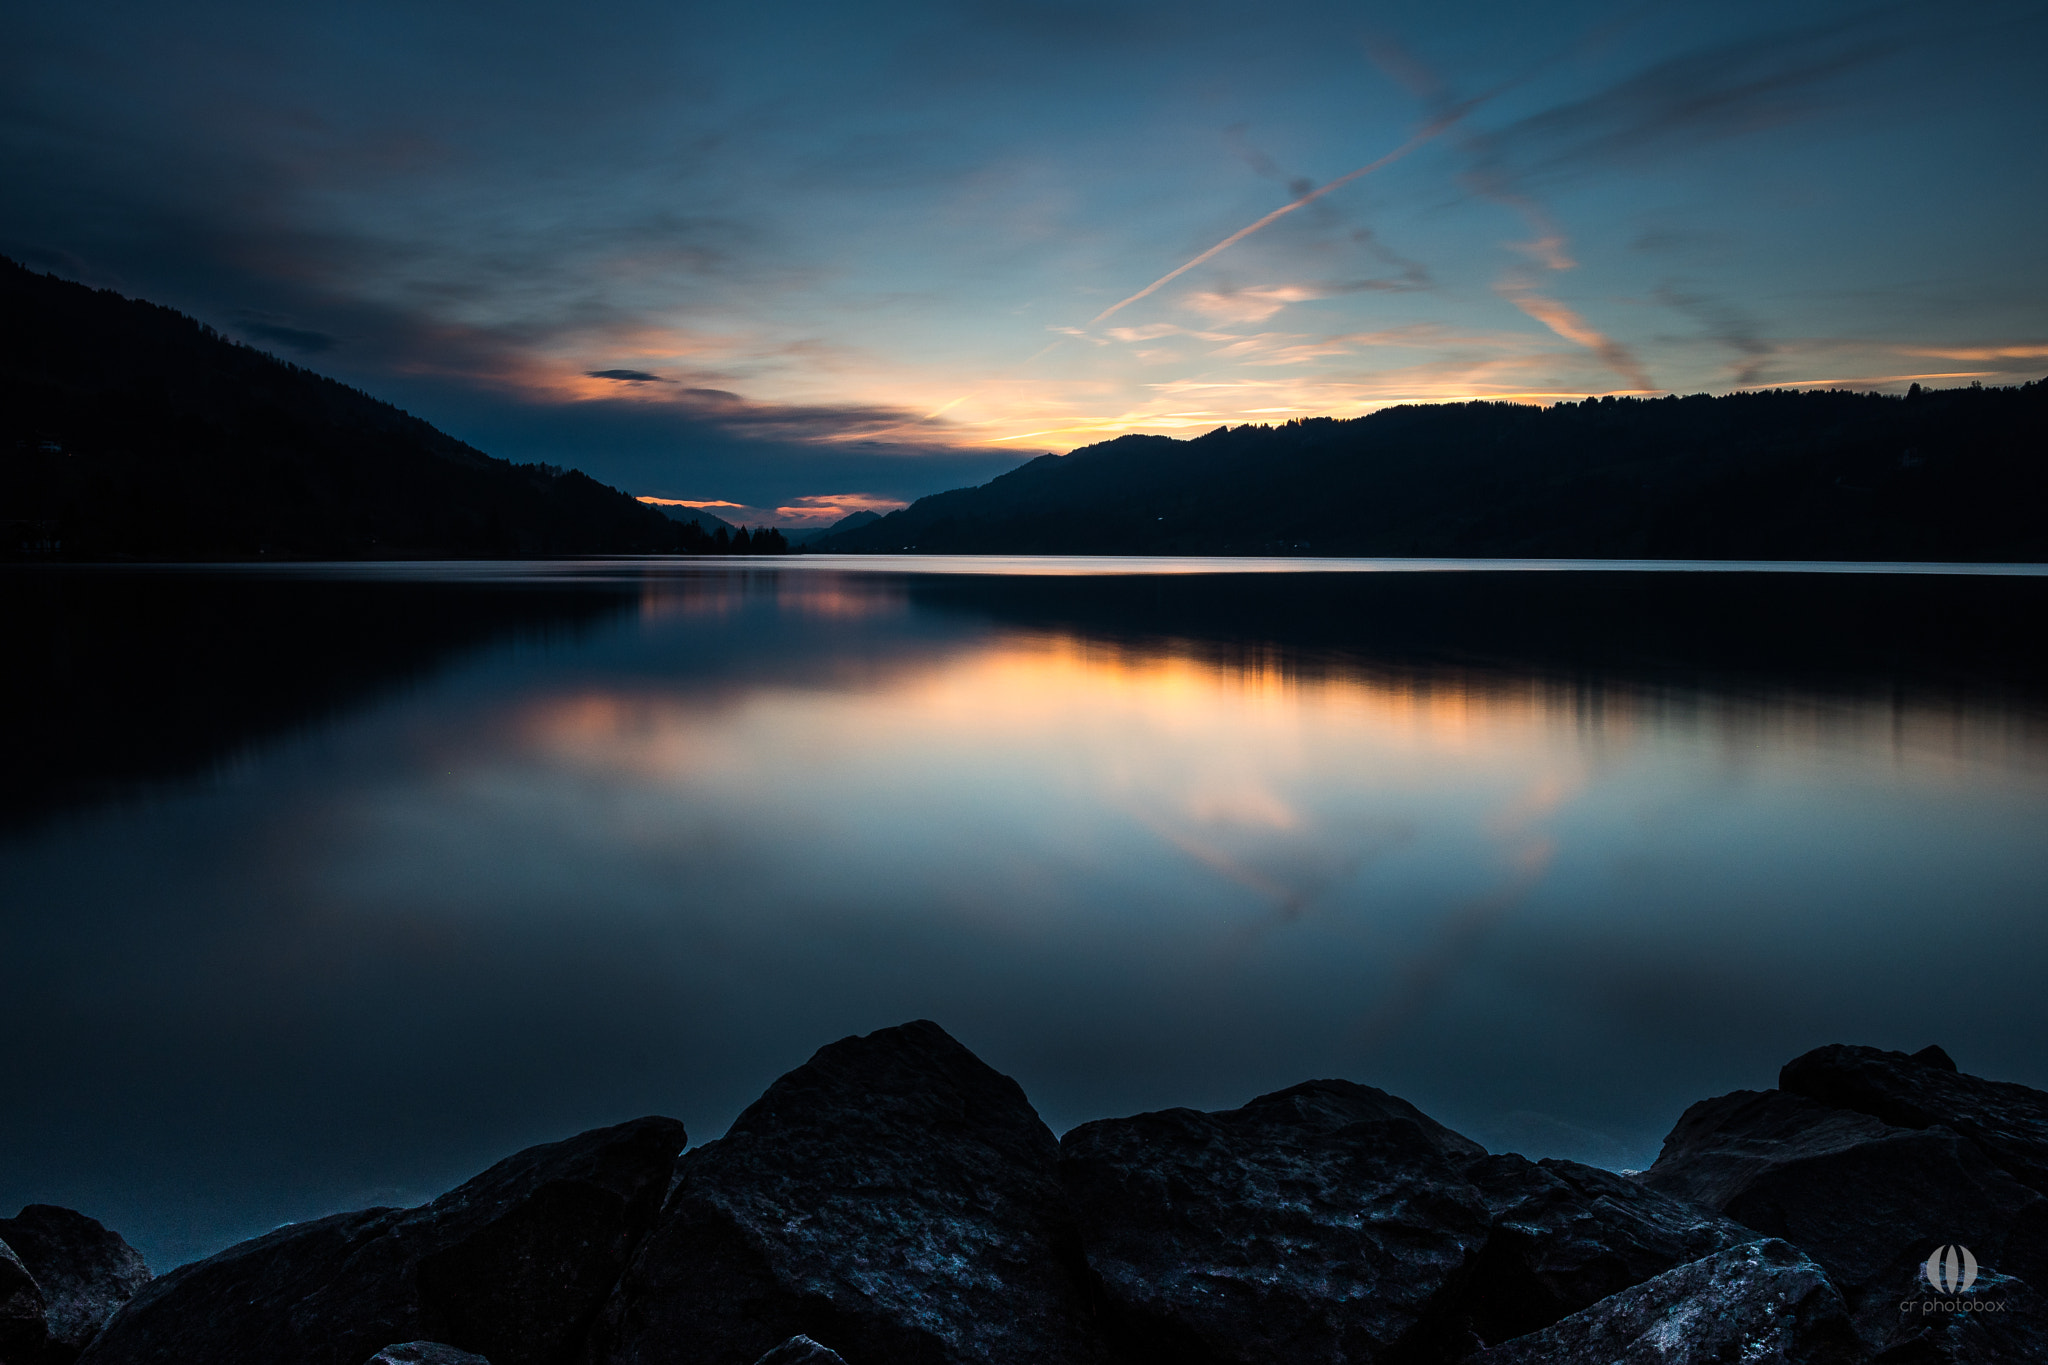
[4, 558, 2047, 1269]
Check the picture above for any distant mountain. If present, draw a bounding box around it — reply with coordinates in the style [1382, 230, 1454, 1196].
[0, 257, 768, 559]
[811, 383, 2048, 560]
[644, 501, 738, 534]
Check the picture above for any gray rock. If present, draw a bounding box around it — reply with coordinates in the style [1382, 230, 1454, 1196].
[80, 1115, 685, 1365]
[748, 1338, 845, 1365]
[2, 1236, 51, 1364]
[1058, 1079, 1494, 1364]
[1471, 1238, 1861, 1365]
[1455, 1153, 1755, 1347]
[365, 1344, 492, 1365]
[1781, 1043, 2048, 1199]
[0, 1206, 151, 1363]
[587, 1020, 1114, 1365]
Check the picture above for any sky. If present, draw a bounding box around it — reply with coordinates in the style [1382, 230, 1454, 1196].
[5, 0, 2045, 525]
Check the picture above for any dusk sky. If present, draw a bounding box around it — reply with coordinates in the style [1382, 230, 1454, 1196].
[6, 0, 2045, 525]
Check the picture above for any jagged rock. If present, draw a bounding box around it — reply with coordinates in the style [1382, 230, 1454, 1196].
[1058, 1079, 1494, 1364]
[1471, 1238, 1861, 1364]
[749, 1338, 846, 1365]
[80, 1115, 685, 1365]
[0, 1206, 152, 1363]
[366, 1345, 493, 1365]
[1781, 1043, 2048, 1198]
[2, 1236, 51, 1363]
[587, 1020, 1114, 1365]
[1453, 1154, 1754, 1348]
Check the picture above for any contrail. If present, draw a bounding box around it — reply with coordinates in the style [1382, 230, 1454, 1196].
[1087, 97, 1491, 328]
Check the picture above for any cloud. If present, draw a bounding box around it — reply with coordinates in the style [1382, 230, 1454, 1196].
[233, 318, 337, 354]
[1483, 11, 1918, 182]
[1657, 286, 1774, 385]
[586, 368, 672, 383]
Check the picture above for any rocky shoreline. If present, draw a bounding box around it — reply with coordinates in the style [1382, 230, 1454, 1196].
[5, 1023, 2043, 1364]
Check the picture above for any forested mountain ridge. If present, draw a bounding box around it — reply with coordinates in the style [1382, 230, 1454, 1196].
[814, 380, 2048, 560]
[0, 257, 783, 558]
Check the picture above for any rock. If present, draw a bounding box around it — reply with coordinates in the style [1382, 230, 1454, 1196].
[587, 1020, 1114, 1365]
[1780, 1043, 2048, 1198]
[1453, 1153, 1754, 1348]
[1057, 1079, 1494, 1364]
[1639, 1081, 2048, 1358]
[1471, 1238, 1861, 1365]
[0, 1206, 152, 1363]
[2, 1236, 51, 1364]
[749, 1338, 846, 1365]
[79, 1115, 685, 1365]
[365, 1345, 493, 1365]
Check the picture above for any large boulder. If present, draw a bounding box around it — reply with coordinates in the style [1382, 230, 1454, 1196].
[1639, 1050, 2048, 1360]
[586, 1020, 1115, 1365]
[0, 1206, 151, 1364]
[1470, 1238, 1861, 1365]
[1057, 1079, 1494, 1364]
[2, 1236, 51, 1363]
[79, 1115, 686, 1365]
[1781, 1043, 2048, 1198]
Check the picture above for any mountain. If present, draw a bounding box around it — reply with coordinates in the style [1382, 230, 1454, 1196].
[644, 501, 738, 534]
[811, 382, 2048, 560]
[0, 258, 745, 559]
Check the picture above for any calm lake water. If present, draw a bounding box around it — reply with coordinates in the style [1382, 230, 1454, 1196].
[5, 557, 2048, 1270]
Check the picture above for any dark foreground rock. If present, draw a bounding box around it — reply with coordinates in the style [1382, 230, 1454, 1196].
[24, 1030, 2048, 1365]
[1471, 1238, 1860, 1365]
[750, 1339, 847, 1365]
[1060, 1080, 1493, 1364]
[79, 1116, 685, 1365]
[0, 1205, 151, 1364]
[1781, 1043, 2048, 1199]
[1454, 1154, 1753, 1349]
[586, 1020, 1114, 1365]
[1060, 1084, 1755, 1364]
[366, 1345, 493, 1365]
[1640, 1047, 2048, 1361]
[2, 1237, 49, 1363]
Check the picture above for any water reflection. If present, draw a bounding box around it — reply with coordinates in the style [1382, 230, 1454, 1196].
[2, 563, 2045, 1271]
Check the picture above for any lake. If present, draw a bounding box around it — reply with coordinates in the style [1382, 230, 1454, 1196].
[4, 556, 2047, 1271]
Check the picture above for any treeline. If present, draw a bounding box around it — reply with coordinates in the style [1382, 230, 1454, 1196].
[812, 380, 2048, 561]
[673, 522, 790, 554]
[0, 257, 787, 560]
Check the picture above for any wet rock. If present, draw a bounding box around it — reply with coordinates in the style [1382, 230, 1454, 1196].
[80, 1115, 685, 1365]
[365, 1345, 493, 1365]
[1453, 1153, 1754, 1347]
[0, 1206, 152, 1363]
[1780, 1043, 2048, 1198]
[1471, 1238, 1861, 1365]
[1058, 1079, 1493, 1364]
[749, 1338, 846, 1365]
[2, 1236, 51, 1363]
[588, 1020, 1113, 1365]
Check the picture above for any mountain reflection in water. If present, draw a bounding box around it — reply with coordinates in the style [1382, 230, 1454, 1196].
[3, 560, 2046, 1271]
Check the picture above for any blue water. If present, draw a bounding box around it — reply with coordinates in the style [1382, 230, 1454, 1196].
[4, 558, 2046, 1269]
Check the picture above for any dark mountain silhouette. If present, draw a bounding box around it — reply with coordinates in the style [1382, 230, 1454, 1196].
[812, 382, 2048, 559]
[0, 257, 784, 559]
